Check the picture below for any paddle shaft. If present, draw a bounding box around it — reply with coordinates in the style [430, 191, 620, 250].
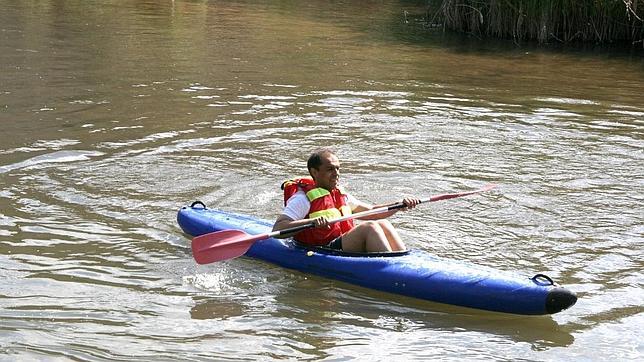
[269, 183, 496, 238]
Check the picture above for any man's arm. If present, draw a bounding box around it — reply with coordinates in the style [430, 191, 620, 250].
[272, 192, 327, 237]
[272, 214, 329, 238]
[273, 214, 302, 234]
[351, 197, 420, 220]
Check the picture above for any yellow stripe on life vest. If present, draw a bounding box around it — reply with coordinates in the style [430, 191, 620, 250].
[306, 188, 330, 202]
[308, 208, 342, 220]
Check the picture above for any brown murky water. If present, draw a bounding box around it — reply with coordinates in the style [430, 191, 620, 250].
[1, 1, 642, 360]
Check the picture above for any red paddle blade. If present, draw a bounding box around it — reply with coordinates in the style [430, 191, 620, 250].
[192, 230, 268, 264]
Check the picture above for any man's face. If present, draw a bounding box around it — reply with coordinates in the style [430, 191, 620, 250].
[311, 152, 340, 190]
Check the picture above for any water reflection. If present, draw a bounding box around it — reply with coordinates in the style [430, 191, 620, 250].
[280, 280, 576, 350]
[186, 266, 575, 352]
[190, 297, 246, 320]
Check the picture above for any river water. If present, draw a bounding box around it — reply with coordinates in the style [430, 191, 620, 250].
[1, 1, 642, 361]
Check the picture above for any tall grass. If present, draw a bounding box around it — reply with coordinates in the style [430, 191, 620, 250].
[427, 0, 644, 46]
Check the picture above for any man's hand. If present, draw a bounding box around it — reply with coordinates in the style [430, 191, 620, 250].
[312, 216, 331, 228]
[402, 197, 421, 210]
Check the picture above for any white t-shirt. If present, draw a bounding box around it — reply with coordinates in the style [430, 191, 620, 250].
[282, 190, 360, 220]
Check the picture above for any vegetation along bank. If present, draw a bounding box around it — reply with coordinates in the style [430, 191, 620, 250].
[426, 0, 644, 46]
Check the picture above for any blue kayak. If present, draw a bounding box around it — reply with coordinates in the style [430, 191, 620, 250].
[178, 202, 577, 315]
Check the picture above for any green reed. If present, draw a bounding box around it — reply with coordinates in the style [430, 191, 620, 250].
[427, 0, 644, 46]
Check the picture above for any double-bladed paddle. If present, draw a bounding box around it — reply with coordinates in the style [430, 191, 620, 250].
[191, 183, 497, 264]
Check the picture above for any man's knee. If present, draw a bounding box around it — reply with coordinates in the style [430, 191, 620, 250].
[376, 219, 393, 228]
[360, 221, 384, 233]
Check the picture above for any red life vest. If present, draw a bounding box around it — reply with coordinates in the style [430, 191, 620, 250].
[281, 178, 355, 246]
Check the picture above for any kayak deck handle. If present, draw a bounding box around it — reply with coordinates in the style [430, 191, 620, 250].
[190, 200, 208, 209]
[532, 273, 555, 286]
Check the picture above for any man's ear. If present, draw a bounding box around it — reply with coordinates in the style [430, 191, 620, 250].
[309, 167, 318, 180]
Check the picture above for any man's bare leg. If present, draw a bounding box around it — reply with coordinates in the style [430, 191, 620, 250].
[340, 221, 392, 252]
[376, 220, 406, 251]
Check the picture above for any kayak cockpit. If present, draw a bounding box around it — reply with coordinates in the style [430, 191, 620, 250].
[290, 240, 410, 257]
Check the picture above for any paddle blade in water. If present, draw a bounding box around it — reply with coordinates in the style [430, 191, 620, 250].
[192, 230, 267, 264]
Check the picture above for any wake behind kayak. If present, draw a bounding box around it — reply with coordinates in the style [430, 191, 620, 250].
[178, 202, 577, 315]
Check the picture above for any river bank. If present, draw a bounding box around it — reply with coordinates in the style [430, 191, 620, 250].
[426, 0, 644, 47]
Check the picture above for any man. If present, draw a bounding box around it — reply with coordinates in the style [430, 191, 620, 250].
[272, 148, 420, 252]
